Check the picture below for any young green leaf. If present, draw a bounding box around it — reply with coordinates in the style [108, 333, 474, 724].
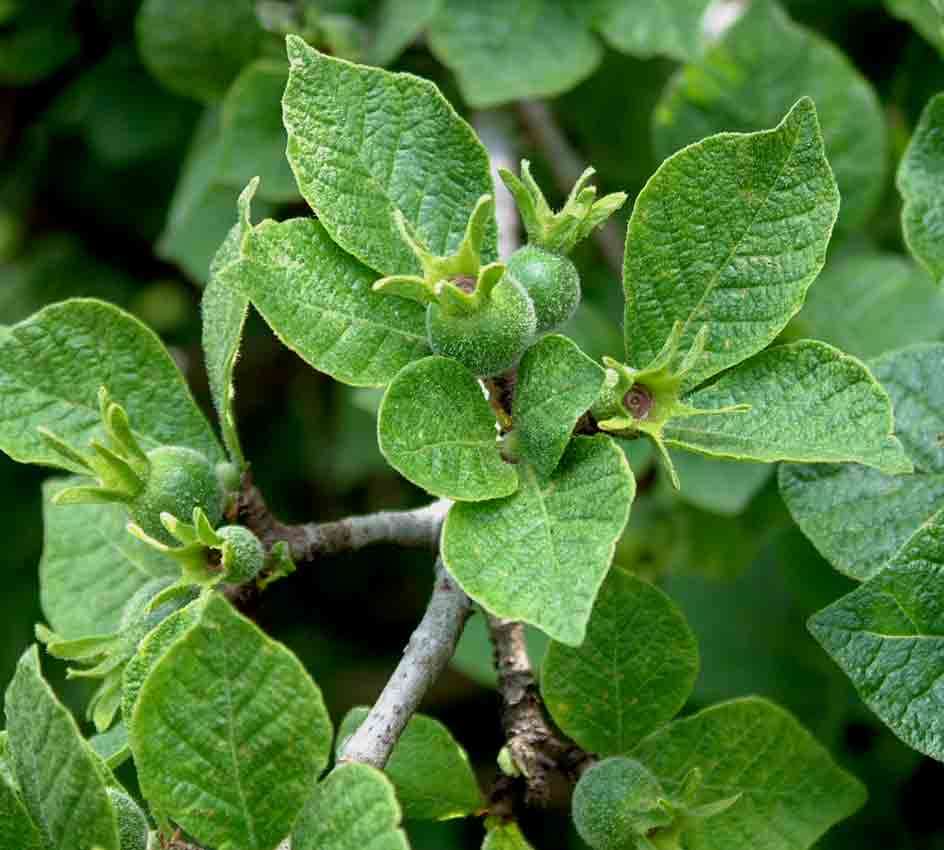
[663, 341, 912, 474]
[0, 298, 224, 470]
[632, 698, 867, 850]
[809, 508, 944, 761]
[0, 764, 42, 850]
[780, 344, 944, 580]
[283, 35, 496, 276]
[514, 335, 605, 477]
[542, 568, 698, 756]
[898, 92, 944, 284]
[4, 646, 120, 850]
[130, 594, 332, 850]
[368, 0, 442, 66]
[337, 708, 482, 820]
[482, 817, 535, 850]
[626, 97, 839, 390]
[443, 435, 634, 645]
[592, 0, 711, 62]
[378, 356, 518, 501]
[427, 0, 602, 108]
[653, 0, 886, 231]
[293, 762, 410, 850]
[221, 218, 431, 388]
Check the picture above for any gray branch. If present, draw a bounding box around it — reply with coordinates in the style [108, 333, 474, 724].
[473, 109, 521, 259]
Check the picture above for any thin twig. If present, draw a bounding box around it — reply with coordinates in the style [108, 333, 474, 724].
[338, 559, 473, 767]
[473, 109, 521, 259]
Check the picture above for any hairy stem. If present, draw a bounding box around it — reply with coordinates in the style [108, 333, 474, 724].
[339, 559, 473, 767]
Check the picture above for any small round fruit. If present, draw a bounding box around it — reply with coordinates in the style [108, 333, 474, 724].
[131, 446, 223, 545]
[426, 275, 536, 376]
[107, 789, 149, 850]
[506, 245, 580, 333]
[217, 525, 266, 583]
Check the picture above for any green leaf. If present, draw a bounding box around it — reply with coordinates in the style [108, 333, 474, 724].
[337, 708, 482, 820]
[378, 356, 518, 500]
[217, 60, 298, 203]
[283, 36, 496, 276]
[626, 97, 839, 389]
[130, 594, 332, 850]
[780, 343, 944, 580]
[293, 762, 410, 850]
[809, 508, 944, 760]
[898, 92, 944, 284]
[427, 0, 602, 108]
[222, 218, 431, 387]
[0, 2, 78, 86]
[669, 452, 772, 516]
[482, 818, 535, 850]
[663, 341, 912, 474]
[591, 0, 711, 61]
[791, 249, 944, 359]
[136, 0, 264, 102]
[0, 298, 224, 470]
[369, 0, 442, 66]
[443, 435, 634, 645]
[632, 697, 867, 850]
[4, 646, 120, 850]
[88, 723, 130, 770]
[541, 568, 698, 756]
[653, 0, 886, 231]
[886, 0, 944, 53]
[514, 334, 605, 477]
[40, 479, 176, 637]
[0, 762, 42, 850]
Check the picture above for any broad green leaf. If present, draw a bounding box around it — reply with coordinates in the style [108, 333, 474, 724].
[898, 92, 944, 284]
[222, 218, 430, 387]
[130, 594, 332, 850]
[514, 334, 605, 477]
[89, 723, 130, 770]
[809, 508, 944, 761]
[482, 818, 534, 850]
[0, 2, 78, 86]
[780, 344, 944, 580]
[669, 452, 771, 516]
[378, 356, 518, 500]
[337, 708, 482, 820]
[886, 0, 944, 53]
[293, 763, 410, 850]
[217, 60, 298, 203]
[653, 0, 886, 231]
[632, 698, 867, 850]
[591, 0, 711, 61]
[663, 341, 911, 474]
[791, 249, 944, 358]
[40, 479, 175, 638]
[427, 0, 602, 108]
[202, 179, 258, 467]
[625, 97, 839, 389]
[442, 435, 634, 645]
[369, 0, 442, 66]
[0, 763, 42, 850]
[0, 298, 224, 470]
[541, 568, 698, 755]
[136, 0, 264, 102]
[283, 36, 496, 276]
[4, 646, 119, 850]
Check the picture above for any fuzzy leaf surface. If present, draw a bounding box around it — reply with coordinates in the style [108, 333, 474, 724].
[130, 594, 332, 850]
[0, 765, 42, 850]
[482, 819, 535, 850]
[443, 435, 634, 645]
[4, 646, 119, 850]
[653, 0, 886, 231]
[222, 218, 430, 387]
[625, 97, 838, 389]
[663, 341, 911, 474]
[809, 509, 944, 760]
[293, 762, 410, 850]
[632, 698, 867, 850]
[898, 92, 944, 284]
[378, 356, 517, 500]
[338, 708, 482, 820]
[427, 0, 602, 108]
[780, 344, 944, 580]
[283, 36, 495, 276]
[592, 0, 711, 61]
[0, 298, 224, 470]
[542, 568, 698, 755]
[515, 334, 605, 477]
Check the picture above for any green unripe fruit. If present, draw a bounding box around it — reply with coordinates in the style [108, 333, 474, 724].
[217, 525, 266, 583]
[107, 789, 149, 850]
[572, 758, 672, 850]
[426, 275, 536, 376]
[506, 245, 581, 333]
[131, 446, 223, 545]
